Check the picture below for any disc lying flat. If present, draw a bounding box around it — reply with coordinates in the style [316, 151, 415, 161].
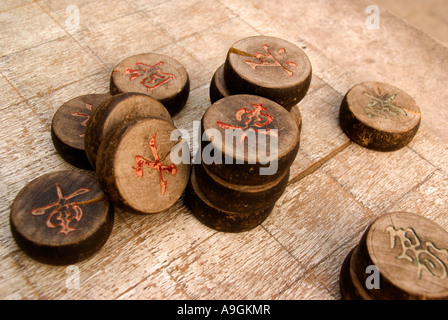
[10, 170, 114, 265]
[340, 82, 421, 151]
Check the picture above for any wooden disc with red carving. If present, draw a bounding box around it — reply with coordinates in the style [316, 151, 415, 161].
[340, 82, 421, 151]
[84, 92, 172, 169]
[193, 162, 289, 214]
[340, 212, 448, 300]
[209, 63, 303, 132]
[110, 53, 190, 115]
[96, 118, 190, 214]
[223, 36, 312, 111]
[201, 94, 300, 185]
[51, 93, 110, 170]
[10, 170, 114, 265]
[186, 167, 274, 233]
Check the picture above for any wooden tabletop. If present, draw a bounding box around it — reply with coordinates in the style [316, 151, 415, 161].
[1, 0, 447, 300]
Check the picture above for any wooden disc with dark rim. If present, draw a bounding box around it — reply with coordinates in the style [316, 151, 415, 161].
[51, 93, 110, 170]
[340, 82, 421, 151]
[193, 162, 289, 214]
[96, 118, 190, 215]
[340, 212, 448, 300]
[110, 53, 190, 115]
[186, 167, 274, 233]
[223, 36, 312, 111]
[209, 63, 303, 132]
[201, 94, 300, 185]
[84, 92, 172, 169]
[10, 170, 114, 265]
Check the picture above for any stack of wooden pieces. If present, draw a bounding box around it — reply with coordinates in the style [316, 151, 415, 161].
[186, 94, 300, 233]
[340, 212, 448, 300]
[10, 52, 191, 265]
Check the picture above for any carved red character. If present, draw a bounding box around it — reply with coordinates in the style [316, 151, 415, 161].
[71, 103, 94, 137]
[133, 133, 177, 195]
[30, 183, 91, 236]
[124, 62, 176, 93]
[244, 44, 298, 77]
[217, 103, 279, 146]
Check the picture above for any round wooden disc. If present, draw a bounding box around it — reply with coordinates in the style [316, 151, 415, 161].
[223, 36, 312, 110]
[209, 64, 231, 104]
[51, 93, 110, 170]
[363, 212, 448, 300]
[10, 170, 114, 265]
[110, 53, 190, 115]
[340, 82, 421, 151]
[84, 92, 172, 169]
[209, 63, 303, 132]
[96, 118, 190, 214]
[201, 94, 300, 185]
[193, 162, 289, 214]
[186, 167, 274, 233]
[339, 249, 370, 300]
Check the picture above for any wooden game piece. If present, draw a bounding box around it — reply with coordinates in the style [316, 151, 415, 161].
[223, 36, 312, 111]
[186, 167, 274, 233]
[84, 92, 172, 169]
[209, 63, 303, 133]
[193, 162, 289, 214]
[10, 170, 114, 265]
[340, 212, 448, 300]
[51, 93, 110, 170]
[96, 118, 190, 215]
[201, 94, 300, 185]
[209, 64, 230, 104]
[110, 53, 190, 115]
[339, 82, 421, 151]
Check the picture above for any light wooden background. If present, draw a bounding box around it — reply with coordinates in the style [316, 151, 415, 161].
[1, 0, 447, 300]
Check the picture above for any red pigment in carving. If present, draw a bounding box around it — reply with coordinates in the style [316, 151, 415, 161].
[244, 44, 297, 77]
[133, 133, 177, 195]
[124, 62, 176, 93]
[71, 103, 94, 137]
[30, 183, 91, 236]
[217, 103, 279, 146]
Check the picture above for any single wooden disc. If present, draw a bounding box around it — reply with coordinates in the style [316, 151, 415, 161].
[110, 53, 190, 115]
[209, 63, 303, 133]
[209, 64, 231, 104]
[84, 92, 172, 169]
[186, 167, 274, 233]
[365, 212, 448, 300]
[340, 82, 421, 151]
[339, 249, 370, 300]
[10, 170, 114, 265]
[51, 93, 110, 170]
[223, 36, 312, 110]
[193, 162, 289, 214]
[201, 94, 300, 185]
[96, 118, 190, 214]
[345, 212, 448, 300]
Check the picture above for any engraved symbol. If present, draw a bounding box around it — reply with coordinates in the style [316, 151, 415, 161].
[30, 183, 91, 236]
[124, 62, 176, 93]
[217, 103, 279, 146]
[133, 133, 177, 195]
[364, 93, 408, 119]
[385, 226, 448, 280]
[244, 44, 298, 77]
[71, 103, 94, 137]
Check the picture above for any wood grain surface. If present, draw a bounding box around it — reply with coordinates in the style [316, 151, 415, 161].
[0, 0, 447, 300]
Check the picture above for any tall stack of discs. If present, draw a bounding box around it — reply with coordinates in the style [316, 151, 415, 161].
[85, 52, 191, 215]
[209, 35, 313, 133]
[186, 94, 300, 233]
[340, 212, 448, 300]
